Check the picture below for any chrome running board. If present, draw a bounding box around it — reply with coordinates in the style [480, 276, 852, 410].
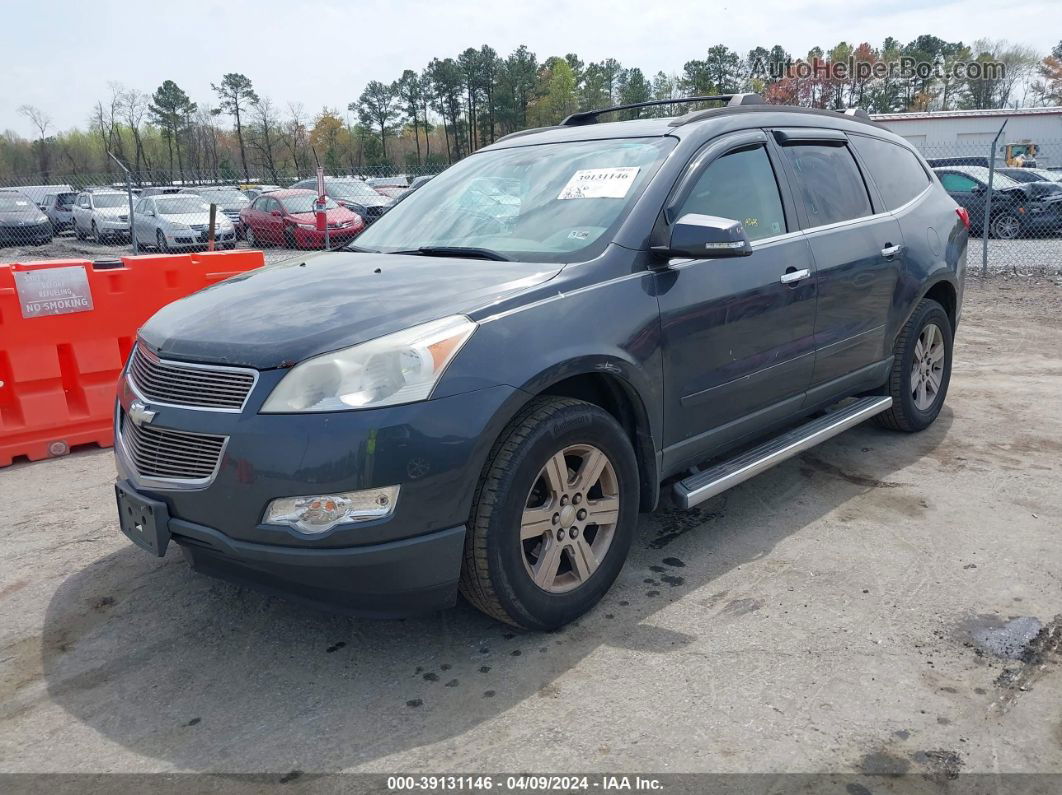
[673, 396, 893, 509]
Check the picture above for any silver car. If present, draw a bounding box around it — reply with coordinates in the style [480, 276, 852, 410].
[132, 194, 237, 252]
[72, 191, 131, 242]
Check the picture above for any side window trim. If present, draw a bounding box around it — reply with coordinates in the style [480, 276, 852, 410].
[663, 129, 795, 240]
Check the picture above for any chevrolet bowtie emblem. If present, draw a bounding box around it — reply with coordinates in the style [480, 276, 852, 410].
[128, 400, 157, 426]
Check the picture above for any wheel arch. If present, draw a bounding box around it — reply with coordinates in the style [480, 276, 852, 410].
[480, 359, 661, 514]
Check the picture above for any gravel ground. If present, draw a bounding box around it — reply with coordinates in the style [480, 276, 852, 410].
[0, 281, 1060, 781]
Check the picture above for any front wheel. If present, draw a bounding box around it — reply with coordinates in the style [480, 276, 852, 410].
[245, 226, 258, 247]
[459, 397, 639, 630]
[990, 211, 1021, 240]
[876, 298, 953, 432]
[156, 229, 169, 253]
[91, 222, 101, 244]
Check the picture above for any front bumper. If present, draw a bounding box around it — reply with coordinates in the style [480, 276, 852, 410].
[0, 224, 52, 243]
[168, 229, 237, 247]
[119, 478, 465, 616]
[114, 368, 524, 616]
[292, 225, 362, 248]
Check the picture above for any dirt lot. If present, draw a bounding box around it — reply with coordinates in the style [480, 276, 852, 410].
[0, 281, 1060, 780]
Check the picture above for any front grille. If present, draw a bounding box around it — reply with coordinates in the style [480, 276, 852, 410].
[189, 223, 207, 231]
[121, 412, 226, 481]
[129, 345, 256, 411]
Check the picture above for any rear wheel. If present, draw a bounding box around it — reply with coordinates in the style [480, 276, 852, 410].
[876, 298, 953, 432]
[460, 397, 639, 630]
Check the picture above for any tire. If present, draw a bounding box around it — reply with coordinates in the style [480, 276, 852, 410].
[284, 226, 297, 249]
[990, 211, 1021, 240]
[245, 226, 258, 248]
[459, 397, 639, 630]
[74, 219, 85, 240]
[875, 298, 953, 433]
[156, 229, 169, 253]
[91, 222, 101, 244]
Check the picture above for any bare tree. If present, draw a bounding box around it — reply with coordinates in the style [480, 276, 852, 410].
[18, 104, 52, 176]
[284, 103, 309, 178]
[249, 97, 282, 184]
[121, 88, 151, 177]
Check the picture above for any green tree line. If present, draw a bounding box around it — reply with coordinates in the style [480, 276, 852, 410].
[3, 37, 1061, 184]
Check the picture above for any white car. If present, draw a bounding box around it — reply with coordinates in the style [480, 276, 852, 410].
[132, 194, 237, 252]
[72, 191, 131, 243]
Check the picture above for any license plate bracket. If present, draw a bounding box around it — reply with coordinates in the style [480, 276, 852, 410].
[115, 482, 171, 556]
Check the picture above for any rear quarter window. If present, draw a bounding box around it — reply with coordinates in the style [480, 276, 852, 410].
[851, 135, 931, 210]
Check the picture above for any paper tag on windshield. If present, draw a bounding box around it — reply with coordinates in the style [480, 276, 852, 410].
[557, 167, 640, 200]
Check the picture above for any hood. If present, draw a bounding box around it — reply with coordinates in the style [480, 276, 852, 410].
[139, 252, 561, 368]
[287, 208, 356, 224]
[159, 212, 232, 226]
[96, 205, 128, 216]
[338, 194, 391, 207]
[0, 210, 46, 224]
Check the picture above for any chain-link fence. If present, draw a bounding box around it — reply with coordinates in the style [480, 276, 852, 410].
[913, 137, 1062, 277]
[0, 164, 447, 265]
[2, 142, 1061, 274]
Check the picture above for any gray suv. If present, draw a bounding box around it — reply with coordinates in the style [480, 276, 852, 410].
[114, 95, 967, 629]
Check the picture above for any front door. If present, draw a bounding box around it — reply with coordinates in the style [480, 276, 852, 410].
[657, 136, 817, 472]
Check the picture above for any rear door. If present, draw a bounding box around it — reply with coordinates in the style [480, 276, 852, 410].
[657, 130, 817, 471]
[773, 130, 902, 393]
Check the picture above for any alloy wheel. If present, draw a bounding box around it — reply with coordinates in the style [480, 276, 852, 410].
[911, 322, 945, 411]
[520, 444, 620, 593]
[992, 214, 1020, 239]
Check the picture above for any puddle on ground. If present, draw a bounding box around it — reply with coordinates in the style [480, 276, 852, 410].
[965, 615, 1043, 660]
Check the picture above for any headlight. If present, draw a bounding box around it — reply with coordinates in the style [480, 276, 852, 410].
[261, 315, 476, 412]
[264, 486, 399, 533]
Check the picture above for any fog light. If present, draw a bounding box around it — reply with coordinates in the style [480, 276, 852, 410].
[264, 486, 399, 534]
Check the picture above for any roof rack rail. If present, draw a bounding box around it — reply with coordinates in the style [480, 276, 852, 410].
[560, 93, 764, 126]
[842, 107, 871, 119]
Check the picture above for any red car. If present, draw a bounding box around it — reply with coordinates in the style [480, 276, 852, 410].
[240, 189, 365, 249]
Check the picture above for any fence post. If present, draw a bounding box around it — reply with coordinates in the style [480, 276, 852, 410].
[108, 152, 138, 256]
[981, 120, 1007, 279]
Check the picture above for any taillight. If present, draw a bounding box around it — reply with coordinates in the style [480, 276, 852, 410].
[956, 207, 970, 230]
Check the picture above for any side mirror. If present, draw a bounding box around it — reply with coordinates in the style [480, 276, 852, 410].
[654, 213, 753, 260]
[971, 184, 985, 195]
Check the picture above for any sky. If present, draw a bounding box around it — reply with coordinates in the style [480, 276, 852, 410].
[2, 0, 1060, 134]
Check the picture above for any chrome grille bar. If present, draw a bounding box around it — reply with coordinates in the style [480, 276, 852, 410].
[121, 412, 227, 483]
[128, 345, 257, 412]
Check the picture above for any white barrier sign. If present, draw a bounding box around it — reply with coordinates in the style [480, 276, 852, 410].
[14, 266, 94, 318]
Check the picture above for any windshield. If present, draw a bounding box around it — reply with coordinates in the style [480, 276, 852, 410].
[961, 168, 1021, 190]
[55, 192, 77, 206]
[280, 194, 338, 213]
[0, 195, 36, 211]
[156, 197, 210, 215]
[355, 138, 675, 263]
[325, 181, 383, 200]
[198, 189, 249, 205]
[94, 194, 127, 208]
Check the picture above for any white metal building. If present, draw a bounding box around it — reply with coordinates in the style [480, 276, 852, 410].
[871, 107, 1062, 167]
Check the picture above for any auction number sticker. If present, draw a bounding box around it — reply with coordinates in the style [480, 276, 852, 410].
[13, 265, 94, 318]
[557, 167, 640, 199]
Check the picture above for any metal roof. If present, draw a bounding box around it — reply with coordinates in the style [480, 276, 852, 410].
[872, 107, 1062, 122]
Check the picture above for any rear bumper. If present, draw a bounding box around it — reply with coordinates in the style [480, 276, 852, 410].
[169, 509, 466, 617]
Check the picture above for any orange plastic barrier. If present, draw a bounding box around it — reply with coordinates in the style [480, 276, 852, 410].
[0, 250, 265, 467]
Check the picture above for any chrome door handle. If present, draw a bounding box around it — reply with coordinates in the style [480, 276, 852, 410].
[780, 268, 811, 284]
[881, 244, 903, 258]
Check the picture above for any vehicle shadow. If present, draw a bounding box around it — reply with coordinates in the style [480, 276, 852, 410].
[38, 411, 953, 772]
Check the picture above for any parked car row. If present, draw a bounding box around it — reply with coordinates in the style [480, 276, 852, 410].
[0, 174, 429, 249]
[933, 165, 1062, 239]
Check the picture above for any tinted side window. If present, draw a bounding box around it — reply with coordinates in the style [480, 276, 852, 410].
[782, 144, 872, 226]
[850, 135, 930, 210]
[938, 173, 979, 192]
[676, 145, 786, 241]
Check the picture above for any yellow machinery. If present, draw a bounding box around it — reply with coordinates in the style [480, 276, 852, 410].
[1004, 142, 1039, 167]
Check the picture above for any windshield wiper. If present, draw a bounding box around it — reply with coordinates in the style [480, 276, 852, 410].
[390, 246, 511, 261]
[341, 243, 381, 253]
